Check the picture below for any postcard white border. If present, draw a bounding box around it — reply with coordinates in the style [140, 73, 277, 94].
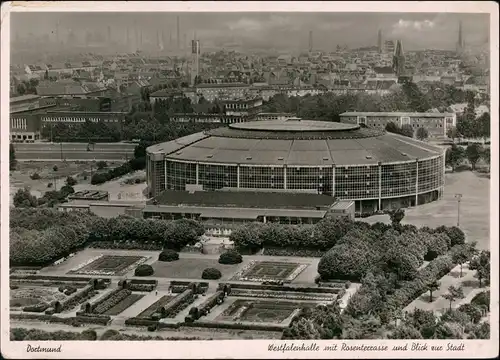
[1, 1, 498, 359]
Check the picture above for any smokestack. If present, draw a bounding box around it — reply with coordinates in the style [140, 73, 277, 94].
[177, 16, 180, 49]
[308, 30, 313, 52]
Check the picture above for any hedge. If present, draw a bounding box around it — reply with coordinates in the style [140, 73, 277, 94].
[124, 318, 159, 327]
[130, 279, 158, 285]
[55, 285, 96, 313]
[10, 313, 110, 326]
[198, 291, 225, 316]
[86, 288, 123, 313]
[128, 283, 156, 292]
[163, 289, 196, 318]
[383, 253, 456, 313]
[183, 321, 286, 332]
[23, 303, 50, 313]
[217, 282, 341, 294]
[9, 274, 103, 282]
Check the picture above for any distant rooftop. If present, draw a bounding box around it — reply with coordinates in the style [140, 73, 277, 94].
[340, 111, 455, 117]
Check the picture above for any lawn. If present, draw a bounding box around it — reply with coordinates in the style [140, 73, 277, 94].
[151, 258, 243, 280]
[103, 293, 144, 316]
[137, 295, 176, 319]
[68, 255, 147, 276]
[232, 261, 308, 282]
[216, 299, 314, 323]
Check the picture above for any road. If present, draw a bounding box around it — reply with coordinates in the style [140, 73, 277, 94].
[13, 143, 136, 161]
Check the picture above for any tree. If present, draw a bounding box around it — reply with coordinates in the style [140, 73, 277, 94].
[416, 127, 429, 141]
[10, 144, 17, 171]
[65, 176, 77, 186]
[13, 188, 38, 208]
[53, 165, 58, 172]
[388, 208, 405, 229]
[466, 143, 482, 171]
[481, 147, 490, 172]
[447, 126, 458, 142]
[443, 285, 465, 311]
[469, 250, 490, 288]
[389, 324, 423, 339]
[451, 242, 476, 277]
[427, 280, 440, 303]
[477, 112, 490, 140]
[385, 122, 400, 134]
[445, 145, 464, 172]
[400, 124, 414, 138]
[96, 161, 108, 170]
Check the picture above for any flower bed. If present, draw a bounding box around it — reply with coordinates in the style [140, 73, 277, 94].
[103, 293, 144, 316]
[57, 285, 97, 312]
[92, 289, 132, 314]
[128, 283, 156, 292]
[231, 261, 307, 282]
[229, 289, 337, 301]
[263, 247, 326, 258]
[163, 289, 196, 318]
[88, 241, 163, 251]
[69, 255, 104, 274]
[69, 255, 150, 276]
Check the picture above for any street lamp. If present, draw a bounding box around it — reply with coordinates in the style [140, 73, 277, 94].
[454, 193, 462, 227]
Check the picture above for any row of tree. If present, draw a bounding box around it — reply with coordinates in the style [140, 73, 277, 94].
[10, 208, 205, 266]
[445, 143, 490, 171]
[283, 292, 490, 340]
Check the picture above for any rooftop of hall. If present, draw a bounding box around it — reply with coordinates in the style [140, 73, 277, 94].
[149, 188, 336, 210]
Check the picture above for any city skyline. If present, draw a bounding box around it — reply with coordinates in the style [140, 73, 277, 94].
[11, 12, 490, 51]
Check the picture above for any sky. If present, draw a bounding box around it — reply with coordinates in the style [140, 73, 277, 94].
[11, 12, 490, 51]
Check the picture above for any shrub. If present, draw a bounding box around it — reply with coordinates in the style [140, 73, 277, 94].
[134, 264, 154, 277]
[147, 324, 157, 332]
[471, 291, 490, 311]
[201, 268, 222, 280]
[158, 249, 179, 262]
[96, 161, 108, 170]
[30, 173, 41, 180]
[218, 250, 243, 265]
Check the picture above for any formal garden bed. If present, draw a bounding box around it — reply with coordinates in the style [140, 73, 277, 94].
[10, 286, 68, 310]
[231, 261, 308, 282]
[81, 288, 143, 316]
[137, 295, 177, 319]
[215, 299, 314, 324]
[68, 255, 149, 276]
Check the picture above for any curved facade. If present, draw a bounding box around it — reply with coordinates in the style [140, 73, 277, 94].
[146, 119, 445, 213]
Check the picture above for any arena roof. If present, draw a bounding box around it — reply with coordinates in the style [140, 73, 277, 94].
[147, 120, 444, 166]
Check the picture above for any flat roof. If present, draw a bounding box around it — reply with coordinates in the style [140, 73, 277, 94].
[229, 119, 359, 132]
[143, 205, 327, 219]
[340, 112, 455, 117]
[151, 190, 336, 210]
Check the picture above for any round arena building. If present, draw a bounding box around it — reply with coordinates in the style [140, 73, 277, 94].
[146, 119, 445, 213]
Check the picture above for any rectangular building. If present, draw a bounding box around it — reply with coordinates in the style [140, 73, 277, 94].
[339, 111, 456, 138]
